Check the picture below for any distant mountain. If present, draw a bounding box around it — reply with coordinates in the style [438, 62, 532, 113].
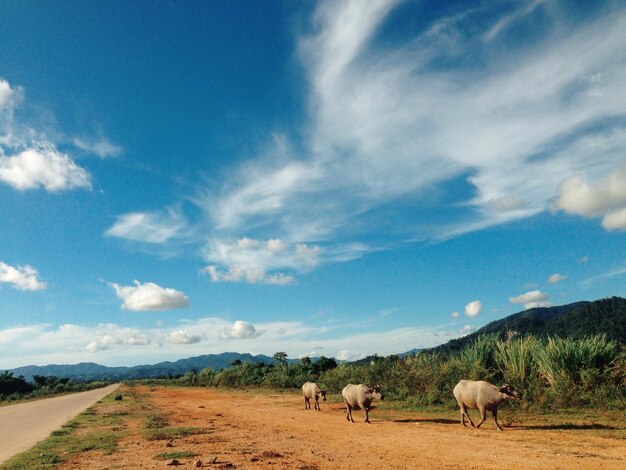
[7, 298, 624, 381]
[431, 296, 626, 355]
[7, 352, 276, 382]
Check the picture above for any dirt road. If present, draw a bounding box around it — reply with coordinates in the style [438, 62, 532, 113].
[0, 384, 119, 464]
[64, 385, 625, 469]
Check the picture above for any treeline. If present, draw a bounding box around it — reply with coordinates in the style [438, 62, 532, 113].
[0, 371, 110, 402]
[170, 334, 625, 410]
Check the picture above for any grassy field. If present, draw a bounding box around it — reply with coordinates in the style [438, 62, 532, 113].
[2, 384, 624, 469]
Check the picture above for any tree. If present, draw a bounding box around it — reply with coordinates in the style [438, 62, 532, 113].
[273, 352, 288, 368]
[312, 356, 338, 375]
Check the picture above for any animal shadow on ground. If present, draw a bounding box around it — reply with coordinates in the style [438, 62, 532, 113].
[393, 418, 458, 425]
[522, 423, 621, 431]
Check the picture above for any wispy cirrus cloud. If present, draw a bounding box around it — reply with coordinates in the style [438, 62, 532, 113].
[106, 208, 189, 244]
[105, 1, 626, 280]
[72, 137, 122, 159]
[201, 0, 626, 244]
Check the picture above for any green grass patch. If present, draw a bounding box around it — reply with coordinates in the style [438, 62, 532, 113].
[154, 450, 199, 460]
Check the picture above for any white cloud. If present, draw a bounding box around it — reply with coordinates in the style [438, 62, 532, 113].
[220, 320, 261, 340]
[336, 350, 367, 362]
[191, 1, 626, 249]
[0, 261, 46, 291]
[201, 237, 329, 285]
[464, 300, 482, 318]
[459, 325, 477, 336]
[553, 165, 626, 231]
[0, 78, 20, 114]
[108, 280, 189, 311]
[0, 78, 91, 193]
[86, 333, 150, 352]
[548, 273, 567, 284]
[483, 0, 548, 42]
[581, 266, 626, 287]
[86, 340, 107, 353]
[106, 208, 188, 244]
[602, 208, 626, 230]
[0, 146, 92, 191]
[451, 311, 459, 318]
[73, 137, 122, 158]
[0, 318, 482, 369]
[167, 329, 204, 345]
[509, 290, 552, 309]
[0, 76, 116, 194]
[204, 265, 295, 285]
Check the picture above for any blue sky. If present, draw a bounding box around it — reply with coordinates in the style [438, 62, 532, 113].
[1, 0, 625, 369]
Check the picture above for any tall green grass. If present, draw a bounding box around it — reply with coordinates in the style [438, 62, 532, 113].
[170, 333, 625, 410]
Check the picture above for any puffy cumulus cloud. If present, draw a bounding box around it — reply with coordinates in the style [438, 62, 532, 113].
[219, 320, 261, 340]
[0, 146, 91, 191]
[106, 208, 188, 244]
[166, 329, 204, 345]
[85, 334, 151, 353]
[553, 166, 626, 231]
[336, 350, 367, 362]
[464, 300, 482, 318]
[86, 333, 150, 352]
[202, 238, 325, 285]
[509, 290, 552, 309]
[108, 280, 189, 311]
[0, 261, 46, 290]
[0, 77, 118, 194]
[204, 238, 322, 272]
[548, 273, 567, 284]
[459, 325, 477, 336]
[602, 208, 626, 231]
[86, 340, 108, 352]
[204, 265, 295, 285]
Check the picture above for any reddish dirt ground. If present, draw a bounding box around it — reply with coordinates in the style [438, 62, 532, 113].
[64, 385, 625, 469]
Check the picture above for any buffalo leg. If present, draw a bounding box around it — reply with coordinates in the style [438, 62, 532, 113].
[493, 410, 503, 431]
[475, 407, 487, 428]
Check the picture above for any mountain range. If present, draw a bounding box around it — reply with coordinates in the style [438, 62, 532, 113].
[6, 297, 625, 381]
[8, 352, 276, 382]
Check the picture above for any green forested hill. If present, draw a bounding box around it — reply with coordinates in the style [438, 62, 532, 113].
[432, 296, 626, 355]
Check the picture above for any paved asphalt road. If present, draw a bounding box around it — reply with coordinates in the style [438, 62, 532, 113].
[0, 383, 120, 464]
